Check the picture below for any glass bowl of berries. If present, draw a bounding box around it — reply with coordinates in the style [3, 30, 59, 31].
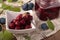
[6, 11, 36, 34]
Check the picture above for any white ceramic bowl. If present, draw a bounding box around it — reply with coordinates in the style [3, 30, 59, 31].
[6, 11, 36, 34]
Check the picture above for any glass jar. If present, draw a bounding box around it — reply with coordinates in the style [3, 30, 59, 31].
[35, 0, 60, 21]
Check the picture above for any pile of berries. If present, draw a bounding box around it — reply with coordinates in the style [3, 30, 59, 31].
[9, 12, 33, 30]
[37, 7, 60, 21]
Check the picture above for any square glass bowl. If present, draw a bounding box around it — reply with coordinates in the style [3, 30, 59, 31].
[6, 11, 36, 34]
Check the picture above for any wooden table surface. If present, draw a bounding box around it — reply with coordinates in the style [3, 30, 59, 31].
[42, 30, 60, 40]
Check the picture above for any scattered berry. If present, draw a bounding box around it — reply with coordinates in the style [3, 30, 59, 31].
[22, 2, 34, 11]
[22, 3, 28, 11]
[0, 18, 6, 24]
[28, 3, 34, 10]
[41, 23, 49, 30]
